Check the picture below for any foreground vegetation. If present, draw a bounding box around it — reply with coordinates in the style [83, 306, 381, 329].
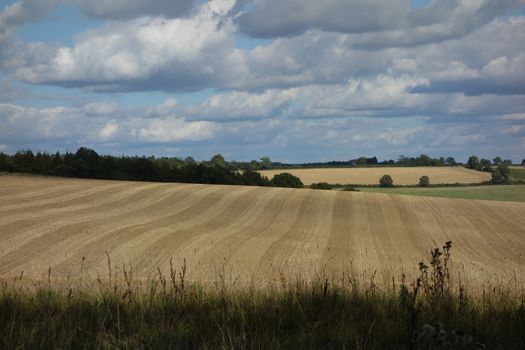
[359, 184, 525, 203]
[1, 242, 524, 349]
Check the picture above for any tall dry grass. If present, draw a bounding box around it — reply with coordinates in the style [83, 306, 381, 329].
[1, 242, 524, 349]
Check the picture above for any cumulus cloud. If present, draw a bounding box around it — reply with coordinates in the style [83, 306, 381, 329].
[236, 0, 522, 46]
[188, 89, 298, 119]
[82, 101, 119, 116]
[8, 0, 240, 92]
[136, 117, 215, 142]
[236, 0, 408, 38]
[72, 0, 195, 20]
[0, 102, 217, 146]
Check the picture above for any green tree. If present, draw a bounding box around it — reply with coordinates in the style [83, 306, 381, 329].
[492, 164, 511, 184]
[311, 182, 332, 190]
[522, 159, 525, 165]
[184, 156, 196, 164]
[419, 175, 430, 187]
[270, 173, 303, 188]
[491, 170, 505, 184]
[259, 157, 272, 170]
[445, 157, 456, 166]
[355, 156, 367, 166]
[210, 154, 227, 168]
[493, 156, 502, 165]
[479, 159, 492, 171]
[379, 174, 394, 187]
[466, 156, 480, 169]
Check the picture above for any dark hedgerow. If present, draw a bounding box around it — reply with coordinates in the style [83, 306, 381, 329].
[311, 182, 333, 190]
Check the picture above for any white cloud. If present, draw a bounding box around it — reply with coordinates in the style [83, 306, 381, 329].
[376, 126, 425, 146]
[236, 0, 408, 38]
[72, 0, 194, 20]
[8, 0, 240, 91]
[189, 89, 298, 119]
[146, 98, 178, 117]
[237, 0, 522, 46]
[136, 117, 216, 142]
[83, 102, 119, 116]
[0, 102, 218, 146]
[98, 120, 119, 140]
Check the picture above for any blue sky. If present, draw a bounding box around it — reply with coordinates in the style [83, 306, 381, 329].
[1, 0, 524, 163]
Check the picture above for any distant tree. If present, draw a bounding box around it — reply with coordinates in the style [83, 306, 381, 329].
[498, 163, 511, 178]
[419, 175, 430, 187]
[503, 159, 512, 165]
[12, 150, 36, 173]
[0, 152, 13, 172]
[249, 160, 260, 170]
[379, 174, 394, 187]
[431, 157, 445, 166]
[466, 156, 480, 170]
[522, 159, 525, 165]
[491, 170, 505, 184]
[362, 156, 377, 165]
[445, 157, 457, 166]
[240, 170, 270, 186]
[493, 156, 502, 165]
[259, 157, 272, 170]
[356, 156, 367, 166]
[210, 154, 227, 168]
[270, 173, 303, 188]
[184, 156, 196, 164]
[418, 154, 432, 166]
[492, 164, 511, 184]
[479, 159, 492, 172]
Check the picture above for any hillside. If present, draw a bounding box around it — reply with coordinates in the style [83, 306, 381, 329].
[259, 166, 491, 185]
[0, 175, 523, 287]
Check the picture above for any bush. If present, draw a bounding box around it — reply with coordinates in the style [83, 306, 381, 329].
[271, 173, 303, 188]
[492, 164, 511, 184]
[311, 182, 332, 190]
[419, 175, 430, 187]
[379, 174, 394, 187]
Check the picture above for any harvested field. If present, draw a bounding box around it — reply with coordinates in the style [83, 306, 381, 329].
[0, 175, 524, 287]
[259, 166, 491, 185]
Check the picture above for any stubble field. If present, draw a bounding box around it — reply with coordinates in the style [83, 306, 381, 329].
[1, 175, 523, 288]
[259, 166, 491, 185]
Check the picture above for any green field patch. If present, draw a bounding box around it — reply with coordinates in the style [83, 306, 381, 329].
[510, 167, 525, 181]
[359, 185, 525, 203]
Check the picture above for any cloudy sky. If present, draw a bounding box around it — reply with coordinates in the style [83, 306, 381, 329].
[0, 0, 524, 162]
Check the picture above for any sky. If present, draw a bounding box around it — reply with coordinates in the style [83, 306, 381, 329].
[0, 0, 524, 163]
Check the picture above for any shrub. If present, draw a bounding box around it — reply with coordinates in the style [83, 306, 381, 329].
[271, 173, 303, 188]
[492, 164, 511, 184]
[419, 175, 430, 187]
[379, 174, 394, 187]
[311, 182, 332, 190]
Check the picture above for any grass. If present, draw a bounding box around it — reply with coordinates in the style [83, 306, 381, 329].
[510, 168, 525, 182]
[1, 242, 524, 349]
[358, 184, 525, 203]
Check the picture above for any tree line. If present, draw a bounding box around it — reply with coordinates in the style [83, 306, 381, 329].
[248, 154, 460, 170]
[0, 148, 303, 188]
[465, 155, 514, 184]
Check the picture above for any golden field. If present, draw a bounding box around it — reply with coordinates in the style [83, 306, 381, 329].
[259, 166, 491, 185]
[0, 175, 523, 287]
